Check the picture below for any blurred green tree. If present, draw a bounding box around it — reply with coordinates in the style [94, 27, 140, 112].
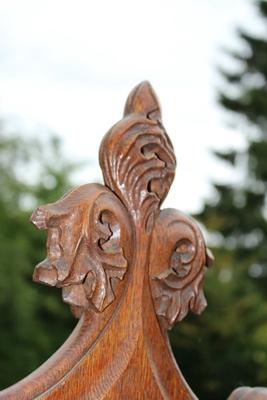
[170, 1, 267, 399]
[0, 127, 78, 389]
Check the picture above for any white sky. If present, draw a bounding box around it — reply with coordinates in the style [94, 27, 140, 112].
[0, 0, 263, 213]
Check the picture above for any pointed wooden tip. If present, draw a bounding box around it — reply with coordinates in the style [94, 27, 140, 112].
[123, 81, 161, 120]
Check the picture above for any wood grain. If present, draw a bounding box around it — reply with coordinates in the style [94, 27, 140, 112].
[0, 81, 212, 399]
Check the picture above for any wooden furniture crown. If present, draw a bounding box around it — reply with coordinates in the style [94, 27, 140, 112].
[0, 82, 214, 400]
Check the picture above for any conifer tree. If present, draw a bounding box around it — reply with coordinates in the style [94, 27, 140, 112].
[170, 2, 267, 399]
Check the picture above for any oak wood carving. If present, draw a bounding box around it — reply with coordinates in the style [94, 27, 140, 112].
[0, 82, 213, 400]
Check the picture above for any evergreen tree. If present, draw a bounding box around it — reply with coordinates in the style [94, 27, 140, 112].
[170, 2, 267, 399]
[0, 127, 79, 389]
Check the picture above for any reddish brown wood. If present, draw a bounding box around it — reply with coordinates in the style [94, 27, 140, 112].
[0, 81, 212, 399]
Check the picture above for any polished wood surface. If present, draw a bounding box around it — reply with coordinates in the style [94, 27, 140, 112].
[0, 82, 212, 399]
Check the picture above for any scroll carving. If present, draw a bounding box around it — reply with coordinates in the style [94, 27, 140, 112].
[149, 209, 213, 330]
[0, 81, 213, 400]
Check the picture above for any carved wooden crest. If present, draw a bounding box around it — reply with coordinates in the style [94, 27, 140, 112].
[0, 82, 213, 400]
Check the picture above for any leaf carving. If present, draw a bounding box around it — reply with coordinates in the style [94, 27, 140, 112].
[149, 209, 213, 330]
[30, 184, 132, 317]
[99, 81, 176, 232]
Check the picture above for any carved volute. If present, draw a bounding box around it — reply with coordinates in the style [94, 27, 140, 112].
[0, 82, 213, 400]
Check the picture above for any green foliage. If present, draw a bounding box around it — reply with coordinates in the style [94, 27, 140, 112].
[170, 1, 267, 399]
[0, 128, 77, 389]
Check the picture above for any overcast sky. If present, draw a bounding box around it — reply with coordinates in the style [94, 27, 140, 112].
[0, 0, 264, 212]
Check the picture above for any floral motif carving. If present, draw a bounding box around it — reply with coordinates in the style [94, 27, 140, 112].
[30, 81, 212, 328]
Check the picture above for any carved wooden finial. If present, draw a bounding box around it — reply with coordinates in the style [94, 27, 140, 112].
[0, 82, 212, 400]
